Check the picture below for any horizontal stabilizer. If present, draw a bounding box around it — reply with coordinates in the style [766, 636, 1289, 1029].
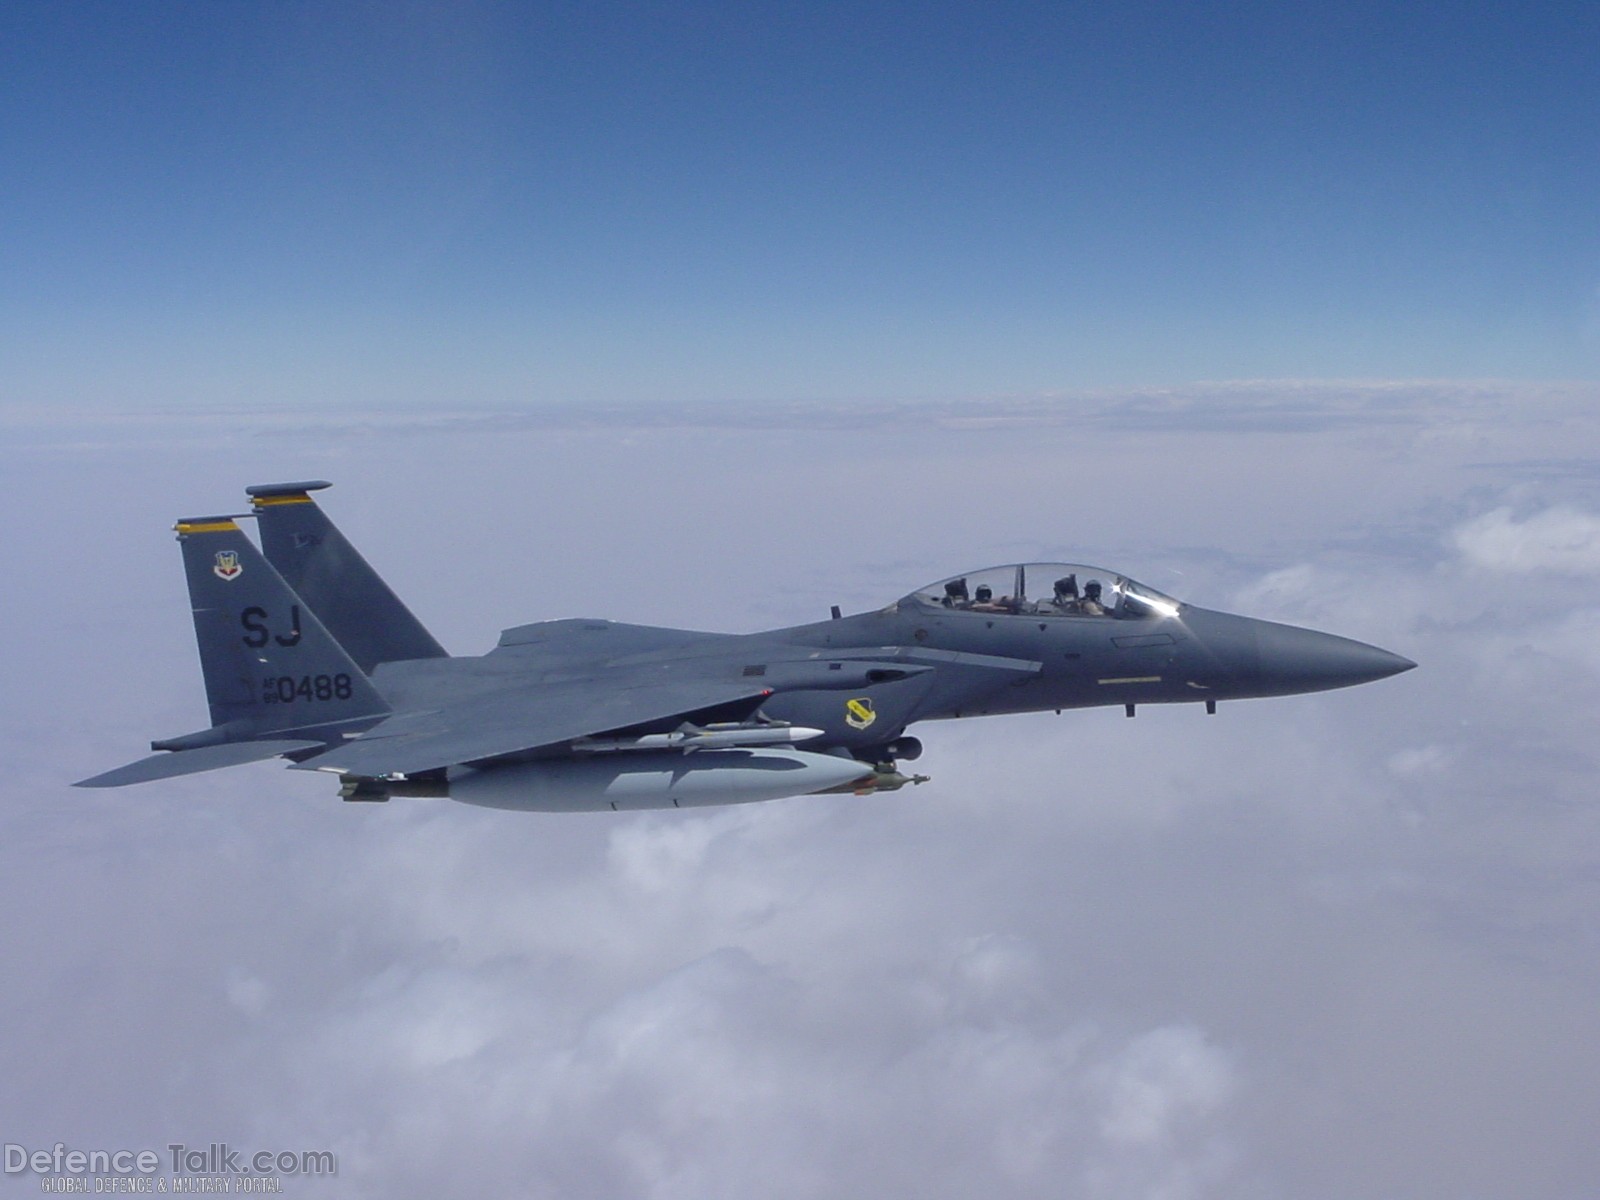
[75, 739, 324, 788]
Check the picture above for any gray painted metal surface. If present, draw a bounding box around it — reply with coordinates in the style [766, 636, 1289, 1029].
[76, 484, 1415, 810]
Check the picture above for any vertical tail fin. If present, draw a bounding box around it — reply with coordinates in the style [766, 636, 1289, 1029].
[248, 481, 447, 672]
[176, 516, 391, 735]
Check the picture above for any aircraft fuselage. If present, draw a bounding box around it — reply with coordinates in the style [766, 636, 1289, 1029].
[77, 488, 1415, 811]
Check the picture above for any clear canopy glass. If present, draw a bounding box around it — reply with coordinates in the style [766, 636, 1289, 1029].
[898, 563, 1181, 620]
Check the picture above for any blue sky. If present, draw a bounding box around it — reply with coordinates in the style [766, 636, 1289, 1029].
[3, 1, 1597, 408]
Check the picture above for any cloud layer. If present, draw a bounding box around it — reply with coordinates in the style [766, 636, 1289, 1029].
[3, 385, 1598, 1198]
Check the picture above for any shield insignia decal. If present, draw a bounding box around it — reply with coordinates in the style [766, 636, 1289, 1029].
[844, 697, 877, 731]
[213, 550, 242, 581]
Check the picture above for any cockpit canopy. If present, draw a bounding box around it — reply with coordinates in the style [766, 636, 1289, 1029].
[899, 563, 1181, 620]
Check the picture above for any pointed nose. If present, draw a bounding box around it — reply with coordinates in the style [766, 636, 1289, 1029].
[1253, 621, 1416, 694]
[1180, 607, 1415, 698]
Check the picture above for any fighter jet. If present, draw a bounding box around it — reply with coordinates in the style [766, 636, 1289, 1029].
[77, 482, 1414, 809]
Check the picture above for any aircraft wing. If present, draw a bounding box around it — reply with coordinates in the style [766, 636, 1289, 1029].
[291, 673, 773, 779]
[491, 618, 726, 661]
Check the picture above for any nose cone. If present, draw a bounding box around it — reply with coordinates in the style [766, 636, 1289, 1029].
[1253, 621, 1416, 695]
[1181, 607, 1415, 699]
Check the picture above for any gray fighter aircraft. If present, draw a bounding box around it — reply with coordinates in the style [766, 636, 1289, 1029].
[77, 482, 1414, 809]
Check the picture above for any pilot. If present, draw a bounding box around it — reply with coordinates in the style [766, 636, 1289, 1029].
[1079, 580, 1107, 616]
[970, 583, 1012, 613]
[1049, 575, 1080, 612]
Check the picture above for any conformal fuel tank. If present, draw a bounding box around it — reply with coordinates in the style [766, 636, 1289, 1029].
[448, 748, 875, 812]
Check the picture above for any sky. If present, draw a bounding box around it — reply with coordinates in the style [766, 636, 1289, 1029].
[3, 1, 1599, 410]
[4, 4, 1600, 1198]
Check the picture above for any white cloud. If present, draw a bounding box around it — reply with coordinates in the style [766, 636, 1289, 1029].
[1091, 1027, 1235, 1150]
[1453, 505, 1600, 576]
[9, 388, 1600, 1200]
[1082, 1027, 1238, 1200]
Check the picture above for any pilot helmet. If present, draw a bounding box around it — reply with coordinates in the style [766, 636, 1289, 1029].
[974, 584, 993, 602]
[1084, 580, 1102, 598]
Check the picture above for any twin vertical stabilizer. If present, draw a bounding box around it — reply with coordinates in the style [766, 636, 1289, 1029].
[174, 515, 391, 734]
[76, 486, 436, 787]
[248, 481, 447, 672]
